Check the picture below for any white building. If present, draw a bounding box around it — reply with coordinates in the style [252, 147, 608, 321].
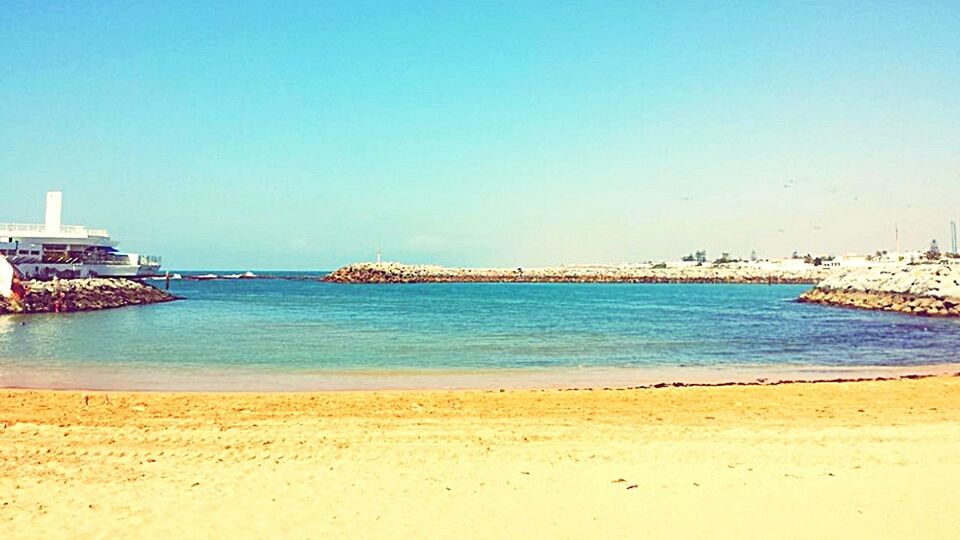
[876, 251, 924, 264]
[0, 191, 162, 279]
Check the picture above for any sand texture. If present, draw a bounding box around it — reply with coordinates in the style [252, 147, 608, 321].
[2, 376, 959, 539]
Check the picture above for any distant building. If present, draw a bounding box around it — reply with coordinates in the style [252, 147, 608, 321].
[877, 251, 924, 264]
[756, 258, 814, 270]
[820, 254, 872, 268]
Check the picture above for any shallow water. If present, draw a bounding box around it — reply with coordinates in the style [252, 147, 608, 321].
[2, 275, 959, 390]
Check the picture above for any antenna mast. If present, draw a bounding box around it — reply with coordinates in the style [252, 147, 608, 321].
[951, 219, 958, 255]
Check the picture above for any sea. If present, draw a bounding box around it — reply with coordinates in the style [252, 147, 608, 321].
[2, 272, 959, 391]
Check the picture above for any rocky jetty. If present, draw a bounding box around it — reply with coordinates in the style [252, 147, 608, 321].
[799, 264, 960, 316]
[324, 262, 831, 284]
[0, 278, 179, 315]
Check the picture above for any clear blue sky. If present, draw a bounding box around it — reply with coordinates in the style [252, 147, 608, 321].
[2, 1, 958, 269]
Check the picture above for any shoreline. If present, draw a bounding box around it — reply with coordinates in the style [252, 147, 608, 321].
[0, 277, 179, 315]
[3, 362, 959, 392]
[3, 375, 959, 538]
[799, 265, 960, 317]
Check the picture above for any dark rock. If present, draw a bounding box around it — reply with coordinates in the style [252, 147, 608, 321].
[1, 278, 180, 315]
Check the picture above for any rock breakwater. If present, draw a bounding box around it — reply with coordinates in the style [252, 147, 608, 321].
[799, 264, 960, 316]
[0, 278, 179, 315]
[324, 262, 830, 284]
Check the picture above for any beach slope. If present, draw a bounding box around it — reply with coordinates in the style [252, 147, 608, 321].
[2, 376, 959, 538]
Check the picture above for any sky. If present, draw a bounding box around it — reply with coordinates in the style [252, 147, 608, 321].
[1, 1, 958, 270]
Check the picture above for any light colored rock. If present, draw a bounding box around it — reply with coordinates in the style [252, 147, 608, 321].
[325, 262, 834, 284]
[800, 263, 960, 317]
[1, 278, 179, 315]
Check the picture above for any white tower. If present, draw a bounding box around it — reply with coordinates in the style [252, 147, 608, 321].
[44, 191, 63, 234]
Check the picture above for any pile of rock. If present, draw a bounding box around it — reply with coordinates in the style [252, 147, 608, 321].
[324, 262, 831, 284]
[799, 264, 960, 316]
[0, 278, 179, 315]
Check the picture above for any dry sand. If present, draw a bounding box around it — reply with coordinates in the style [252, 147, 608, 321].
[2, 376, 959, 539]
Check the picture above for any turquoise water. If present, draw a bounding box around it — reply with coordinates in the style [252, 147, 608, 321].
[2, 276, 959, 390]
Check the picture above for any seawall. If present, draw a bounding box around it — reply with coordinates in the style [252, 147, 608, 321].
[799, 264, 960, 316]
[0, 278, 179, 315]
[324, 262, 830, 284]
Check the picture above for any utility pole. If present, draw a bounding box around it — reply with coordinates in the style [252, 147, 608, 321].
[951, 219, 958, 255]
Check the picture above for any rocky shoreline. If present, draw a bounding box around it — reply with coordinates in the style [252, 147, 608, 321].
[799, 264, 960, 317]
[328, 261, 960, 318]
[324, 262, 831, 284]
[0, 278, 179, 315]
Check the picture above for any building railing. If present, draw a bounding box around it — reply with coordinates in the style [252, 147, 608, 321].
[0, 223, 109, 237]
[6, 251, 162, 267]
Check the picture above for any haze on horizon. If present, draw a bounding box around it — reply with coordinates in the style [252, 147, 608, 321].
[2, 2, 958, 270]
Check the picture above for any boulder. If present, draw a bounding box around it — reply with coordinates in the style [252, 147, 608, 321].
[798, 264, 960, 317]
[0, 278, 179, 315]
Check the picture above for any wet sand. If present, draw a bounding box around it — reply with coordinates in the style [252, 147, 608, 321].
[2, 376, 959, 538]
[5, 362, 959, 392]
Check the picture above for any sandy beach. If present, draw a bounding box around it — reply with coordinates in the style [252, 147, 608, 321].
[2, 376, 959, 539]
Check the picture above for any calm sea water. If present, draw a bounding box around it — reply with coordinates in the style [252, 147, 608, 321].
[2, 274, 959, 390]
